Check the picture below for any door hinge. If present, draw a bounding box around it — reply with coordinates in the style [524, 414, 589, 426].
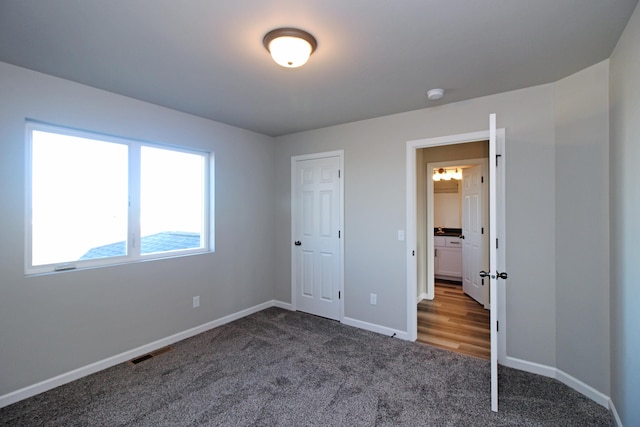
[412, 250, 415, 256]
[496, 238, 499, 249]
[481, 176, 484, 183]
[481, 227, 484, 234]
[338, 291, 341, 299]
[497, 321, 499, 332]
[338, 230, 341, 238]
[496, 154, 502, 167]
[338, 169, 341, 178]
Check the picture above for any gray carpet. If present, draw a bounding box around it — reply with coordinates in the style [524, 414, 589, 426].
[0, 308, 612, 426]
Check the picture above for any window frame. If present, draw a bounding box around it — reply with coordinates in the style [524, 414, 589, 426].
[25, 121, 212, 275]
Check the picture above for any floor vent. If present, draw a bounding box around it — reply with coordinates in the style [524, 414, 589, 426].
[128, 346, 172, 366]
[150, 346, 172, 357]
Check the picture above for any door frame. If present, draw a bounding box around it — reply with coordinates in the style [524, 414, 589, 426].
[406, 130, 506, 363]
[423, 158, 488, 305]
[291, 150, 345, 321]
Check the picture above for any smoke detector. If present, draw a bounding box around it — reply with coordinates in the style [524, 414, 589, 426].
[427, 88, 445, 101]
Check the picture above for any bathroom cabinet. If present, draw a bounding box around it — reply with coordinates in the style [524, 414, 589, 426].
[434, 236, 462, 280]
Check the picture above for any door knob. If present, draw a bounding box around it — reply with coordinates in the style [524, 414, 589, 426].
[497, 271, 508, 279]
[294, 241, 302, 246]
[459, 235, 465, 239]
[479, 270, 490, 278]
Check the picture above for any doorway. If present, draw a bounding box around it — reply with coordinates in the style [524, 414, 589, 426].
[420, 153, 490, 307]
[417, 146, 490, 359]
[405, 128, 506, 361]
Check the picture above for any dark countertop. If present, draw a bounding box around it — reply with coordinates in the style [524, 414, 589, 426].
[434, 227, 462, 237]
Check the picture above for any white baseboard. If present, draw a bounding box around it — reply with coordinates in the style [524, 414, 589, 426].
[272, 300, 293, 311]
[416, 293, 428, 303]
[0, 299, 290, 409]
[342, 316, 409, 341]
[503, 356, 610, 408]
[609, 398, 623, 427]
[555, 369, 610, 408]
[503, 356, 557, 378]
[1, 302, 616, 421]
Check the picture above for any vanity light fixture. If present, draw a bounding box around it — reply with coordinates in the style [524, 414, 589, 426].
[433, 167, 462, 181]
[263, 28, 317, 68]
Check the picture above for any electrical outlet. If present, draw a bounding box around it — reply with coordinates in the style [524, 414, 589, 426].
[370, 293, 377, 305]
[193, 296, 200, 308]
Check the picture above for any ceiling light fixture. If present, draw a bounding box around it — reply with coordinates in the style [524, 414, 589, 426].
[427, 88, 445, 101]
[263, 28, 317, 68]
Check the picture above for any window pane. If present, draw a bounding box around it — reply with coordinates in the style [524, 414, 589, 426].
[140, 146, 205, 255]
[31, 130, 128, 266]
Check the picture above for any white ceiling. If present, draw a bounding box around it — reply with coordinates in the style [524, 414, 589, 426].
[0, 0, 637, 136]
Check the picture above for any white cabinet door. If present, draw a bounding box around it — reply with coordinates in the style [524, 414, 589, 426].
[435, 237, 462, 279]
[437, 247, 462, 278]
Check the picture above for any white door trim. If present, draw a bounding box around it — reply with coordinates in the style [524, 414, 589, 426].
[406, 130, 506, 364]
[291, 150, 345, 321]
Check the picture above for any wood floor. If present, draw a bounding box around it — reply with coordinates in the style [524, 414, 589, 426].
[417, 282, 490, 360]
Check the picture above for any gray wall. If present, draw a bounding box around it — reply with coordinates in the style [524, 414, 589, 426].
[275, 85, 559, 364]
[555, 61, 610, 395]
[274, 62, 612, 395]
[610, 2, 640, 424]
[0, 62, 276, 395]
[0, 51, 621, 408]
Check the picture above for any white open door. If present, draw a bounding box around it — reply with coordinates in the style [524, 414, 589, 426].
[461, 164, 488, 306]
[487, 113, 506, 412]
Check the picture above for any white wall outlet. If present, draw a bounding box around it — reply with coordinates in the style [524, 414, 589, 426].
[397, 230, 405, 241]
[370, 293, 377, 305]
[193, 296, 200, 308]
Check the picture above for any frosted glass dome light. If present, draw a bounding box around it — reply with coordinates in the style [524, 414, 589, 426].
[264, 28, 317, 68]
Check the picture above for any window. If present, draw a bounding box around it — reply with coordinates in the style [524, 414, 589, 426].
[26, 121, 211, 274]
